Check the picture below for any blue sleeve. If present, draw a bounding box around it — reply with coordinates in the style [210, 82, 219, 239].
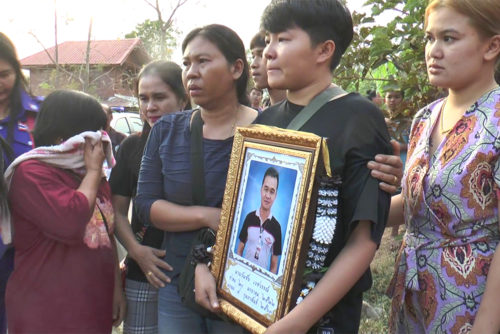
[135, 122, 165, 226]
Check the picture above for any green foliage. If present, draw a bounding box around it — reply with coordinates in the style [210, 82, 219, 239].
[337, 0, 444, 117]
[126, 19, 179, 60]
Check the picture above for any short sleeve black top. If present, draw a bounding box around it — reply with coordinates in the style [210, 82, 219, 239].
[109, 133, 164, 282]
[238, 211, 282, 255]
[256, 92, 392, 295]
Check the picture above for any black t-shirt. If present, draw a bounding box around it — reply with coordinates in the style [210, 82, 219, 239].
[256, 92, 391, 331]
[109, 133, 164, 282]
[238, 210, 282, 271]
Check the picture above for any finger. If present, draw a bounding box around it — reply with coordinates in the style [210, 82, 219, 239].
[119, 302, 126, 325]
[84, 138, 93, 151]
[152, 248, 166, 258]
[155, 259, 173, 272]
[370, 169, 400, 187]
[146, 273, 164, 289]
[152, 268, 171, 284]
[207, 285, 220, 310]
[378, 182, 398, 195]
[146, 270, 169, 288]
[373, 154, 403, 168]
[112, 306, 119, 326]
[368, 161, 400, 177]
[195, 287, 213, 311]
[390, 139, 401, 156]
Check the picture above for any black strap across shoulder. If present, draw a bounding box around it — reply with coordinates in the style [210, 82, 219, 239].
[286, 85, 347, 131]
[190, 109, 206, 206]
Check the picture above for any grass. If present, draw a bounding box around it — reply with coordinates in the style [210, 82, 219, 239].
[359, 228, 404, 334]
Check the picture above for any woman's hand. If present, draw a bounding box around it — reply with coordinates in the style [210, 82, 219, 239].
[84, 137, 105, 173]
[198, 207, 221, 231]
[129, 244, 172, 289]
[194, 263, 220, 312]
[367, 140, 404, 194]
[112, 280, 126, 327]
[78, 138, 106, 209]
[112, 237, 126, 327]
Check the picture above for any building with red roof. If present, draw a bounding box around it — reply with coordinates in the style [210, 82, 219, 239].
[21, 38, 151, 105]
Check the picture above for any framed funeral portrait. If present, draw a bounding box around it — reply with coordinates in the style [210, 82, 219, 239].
[211, 125, 326, 334]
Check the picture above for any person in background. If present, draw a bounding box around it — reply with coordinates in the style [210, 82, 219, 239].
[249, 30, 286, 108]
[103, 104, 127, 156]
[249, 87, 263, 111]
[366, 89, 384, 107]
[134, 24, 258, 334]
[0, 32, 42, 334]
[110, 60, 189, 334]
[382, 86, 411, 247]
[383, 87, 411, 162]
[5, 89, 125, 333]
[370, 0, 500, 332]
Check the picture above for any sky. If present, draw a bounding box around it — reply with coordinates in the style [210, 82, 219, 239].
[2, 0, 368, 64]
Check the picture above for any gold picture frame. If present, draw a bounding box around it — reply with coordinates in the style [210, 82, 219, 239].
[211, 124, 325, 334]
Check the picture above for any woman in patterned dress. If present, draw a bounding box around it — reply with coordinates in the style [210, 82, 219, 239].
[382, 0, 500, 333]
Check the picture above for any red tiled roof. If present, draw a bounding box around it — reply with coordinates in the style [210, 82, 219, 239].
[20, 38, 148, 66]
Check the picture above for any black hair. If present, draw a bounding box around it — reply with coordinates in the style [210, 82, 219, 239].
[0, 33, 30, 146]
[384, 89, 405, 99]
[366, 89, 377, 101]
[134, 60, 190, 110]
[262, 166, 279, 189]
[260, 0, 353, 72]
[250, 30, 266, 50]
[182, 24, 249, 106]
[33, 90, 107, 147]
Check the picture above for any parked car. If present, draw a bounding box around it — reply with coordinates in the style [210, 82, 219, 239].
[110, 112, 143, 136]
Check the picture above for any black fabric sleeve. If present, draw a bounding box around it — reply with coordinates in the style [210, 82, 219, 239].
[109, 135, 141, 197]
[339, 105, 392, 245]
[238, 212, 252, 243]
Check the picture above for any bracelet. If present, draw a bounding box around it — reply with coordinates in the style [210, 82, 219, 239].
[191, 244, 213, 266]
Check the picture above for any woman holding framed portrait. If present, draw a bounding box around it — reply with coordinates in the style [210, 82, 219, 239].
[134, 24, 258, 334]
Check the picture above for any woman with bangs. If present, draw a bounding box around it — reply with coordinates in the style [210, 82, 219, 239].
[110, 60, 189, 334]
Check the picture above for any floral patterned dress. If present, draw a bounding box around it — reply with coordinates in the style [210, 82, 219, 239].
[387, 87, 500, 333]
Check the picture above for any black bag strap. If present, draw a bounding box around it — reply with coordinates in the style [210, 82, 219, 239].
[286, 85, 347, 130]
[96, 201, 110, 235]
[190, 109, 206, 205]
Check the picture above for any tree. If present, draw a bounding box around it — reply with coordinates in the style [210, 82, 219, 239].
[29, 0, 110, 96]
[126, 0, 189, 60]
[336, 0, 444, 116]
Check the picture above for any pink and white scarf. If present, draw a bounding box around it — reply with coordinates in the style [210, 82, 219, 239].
[1, 130, 115, 245]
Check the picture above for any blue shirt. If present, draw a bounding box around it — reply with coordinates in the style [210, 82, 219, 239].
[134, 110, 233, 283]
[0, 89, 42, 168]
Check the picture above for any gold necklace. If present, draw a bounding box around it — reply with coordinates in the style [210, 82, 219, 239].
[439, 99, 452, 134]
